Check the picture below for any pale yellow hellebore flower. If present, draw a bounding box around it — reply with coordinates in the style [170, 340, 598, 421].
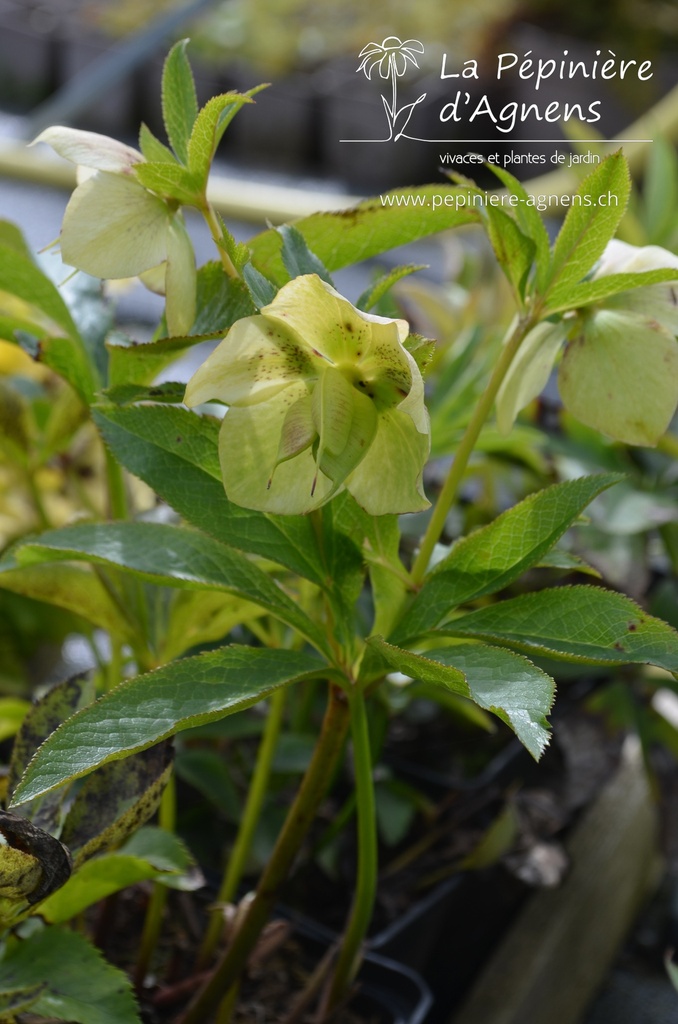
[185, 274, 431, 515]
[498, 240, 678, 445]
[32, 127, 196, 336]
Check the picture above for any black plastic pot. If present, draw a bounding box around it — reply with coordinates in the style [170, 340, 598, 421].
[295, 917, 433, 1024]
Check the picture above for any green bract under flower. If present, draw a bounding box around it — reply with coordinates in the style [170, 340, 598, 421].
[32, 126, 196, 336]
[184, 274, 431, 515]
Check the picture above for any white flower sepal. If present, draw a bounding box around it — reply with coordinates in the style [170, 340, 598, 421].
[32, 126, 196, 336]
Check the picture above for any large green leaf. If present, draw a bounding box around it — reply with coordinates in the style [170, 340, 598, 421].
[395, 474, 622, 642]
[11, 646, 326, 805]
[0, 927, 140, 1024]
[0, 563, 137, 642]
[3, 521, 328, 652]
[440, 585, 678, 671]
[542, 153, 630, 302]
[367, 637, 554, 758]
[92, 403, 326, 584]
[248, 186, 479, 285]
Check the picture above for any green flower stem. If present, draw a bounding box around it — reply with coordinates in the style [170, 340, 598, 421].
[410, 314, 534, 586]
[324, 686, 377, 1012]
[134, 773, 176, 988]
[197, 685, 287, 969]
[104, 447, 128, 520]
[179, 683, 351, 1024]
[200, 201, 239, 279]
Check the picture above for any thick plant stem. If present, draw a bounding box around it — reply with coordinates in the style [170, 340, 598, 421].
[179, 684, 351, 1024]
[201, 201, 239, 279]
[197, 686, 287, 968]
[410, 315, 534, 586]
[324, 688, 377, 1012]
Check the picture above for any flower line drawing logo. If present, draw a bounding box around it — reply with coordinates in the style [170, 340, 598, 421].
[353, 37, 427, 142]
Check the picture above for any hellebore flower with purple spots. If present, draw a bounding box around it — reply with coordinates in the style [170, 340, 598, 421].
[184, 274, 430, 515]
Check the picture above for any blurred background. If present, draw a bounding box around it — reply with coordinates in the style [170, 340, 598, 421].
[0, 0, 676, 193]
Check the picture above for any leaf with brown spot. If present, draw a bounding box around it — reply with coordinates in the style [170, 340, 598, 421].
[61, 741, 173, 867]
[8, 674, 95, 832]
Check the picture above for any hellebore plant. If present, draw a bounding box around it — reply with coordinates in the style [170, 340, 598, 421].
[1, 39, 678, 1024]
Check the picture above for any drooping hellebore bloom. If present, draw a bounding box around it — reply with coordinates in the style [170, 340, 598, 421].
[32, 126, 196, 336]
[497, 240, 678, 445]
[184, 274, 431, 515]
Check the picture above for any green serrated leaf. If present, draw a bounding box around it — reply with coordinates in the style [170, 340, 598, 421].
[367, 637, 554, 759]
[440, 585, 678, 671]
[104, 381, 187, 405]
[92, 403, 327, 585]
[403, 332, 436, 376]
[11, 646, 326, 805]
[357, 264, 426, 312]
[106, 268, 254, 388]
[249, 185, 479, 285]
[243, 261, 277, 308]
[61, 742, 173, 866]
[485, 163, 551, 287]
[139, 122, 177, 164]
[543, 152, 630, 299]
[0, 927, 141, 1024]
[536, 548, 601, 577]
[192, 261, 255, 335]
[544, 267, 678, 315]
[483, 205, 536, 302]
[395, 474, 622, 642]
[277, 224, 334, 284]
[162, 39, 198, 164]
[187, 89, 261, 187]
[4, 521, 328, 652]
[134, 160, 200, 205]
